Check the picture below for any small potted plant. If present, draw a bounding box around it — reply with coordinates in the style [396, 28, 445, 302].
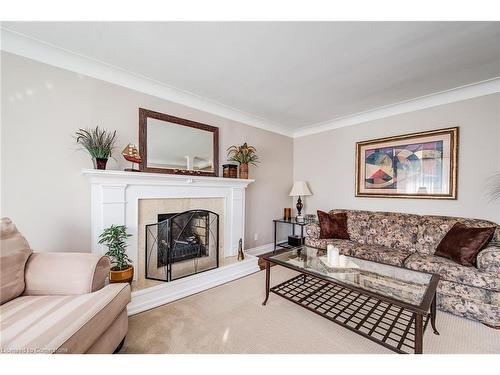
[98, 225, 134, 283]
[226, 142, 260, 179]
[75, 126, 117, 170]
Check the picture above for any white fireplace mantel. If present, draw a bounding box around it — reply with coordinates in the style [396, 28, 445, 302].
[82, 169, 254, 272]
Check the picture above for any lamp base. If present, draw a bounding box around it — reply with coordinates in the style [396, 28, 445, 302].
[296, 196, 303, 217]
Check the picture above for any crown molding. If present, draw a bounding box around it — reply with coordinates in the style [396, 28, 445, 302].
[2, 27, 499, 140]
[292, 77, 500, 138]
[0, 27, 292, 137]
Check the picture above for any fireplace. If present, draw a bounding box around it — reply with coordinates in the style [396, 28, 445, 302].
[145, 209, 219, 282]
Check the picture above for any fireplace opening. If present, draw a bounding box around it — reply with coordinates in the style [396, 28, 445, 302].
[145, 209, 219, 282]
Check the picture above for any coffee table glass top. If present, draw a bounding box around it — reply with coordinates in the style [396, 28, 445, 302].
[267, 246, 434, 307]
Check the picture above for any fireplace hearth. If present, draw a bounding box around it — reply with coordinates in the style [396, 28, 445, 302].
[145, 210, 219, 282]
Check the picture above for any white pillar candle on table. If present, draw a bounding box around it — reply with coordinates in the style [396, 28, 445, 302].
[326, 245, 339, 266]
[331, 247, 340, 266]
[326, 244, 334, 264]
[339, 255, 346, 267]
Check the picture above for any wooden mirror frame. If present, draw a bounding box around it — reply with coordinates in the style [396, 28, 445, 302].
[139, 108, 219, 176]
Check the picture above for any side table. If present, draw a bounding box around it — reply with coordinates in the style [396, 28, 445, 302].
[273, 218, 316, 253]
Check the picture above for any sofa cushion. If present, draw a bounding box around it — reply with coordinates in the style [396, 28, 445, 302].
[434, 223, 495, 266]
[437, 280, 494, 304]
[305, 238, 359, 254]
[317, 211, 349, 240]
[0, 218, 33, 305]
[331, 210, 420, 252]
[349, 243, 413, 267]
[305, 237, 411, 267]
[437, 292, 500, 327]
[405, 253, 500, 292]
[0, 283, 130, 354]
[415, 215, 500, 255]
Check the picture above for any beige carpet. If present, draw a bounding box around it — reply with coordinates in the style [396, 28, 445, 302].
[121, 267, 500, 354]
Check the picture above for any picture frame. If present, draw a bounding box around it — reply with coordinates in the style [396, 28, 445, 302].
[355, 127, 458, 199]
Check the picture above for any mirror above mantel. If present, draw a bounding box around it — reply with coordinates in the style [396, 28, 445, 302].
[139, 108, 219, 176]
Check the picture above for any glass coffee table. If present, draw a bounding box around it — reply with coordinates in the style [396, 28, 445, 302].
[262, 246, 440, 354]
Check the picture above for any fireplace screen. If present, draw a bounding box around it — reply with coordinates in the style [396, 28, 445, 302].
[145, 210, 219, 282]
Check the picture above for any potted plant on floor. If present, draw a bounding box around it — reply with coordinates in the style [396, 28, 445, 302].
[75, 126, 117, 170]
[226, 142, 260, 179]
[99, 224, 134, 283]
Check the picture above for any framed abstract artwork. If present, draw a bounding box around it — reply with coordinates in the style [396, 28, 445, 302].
[355, 127, 458, 199]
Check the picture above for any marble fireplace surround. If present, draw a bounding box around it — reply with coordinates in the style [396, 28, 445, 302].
[137, 197, 225, 286]
[82, 169, 261, 314]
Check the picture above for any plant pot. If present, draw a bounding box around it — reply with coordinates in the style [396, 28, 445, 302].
[94, 158, 108, 170]
[109, 265, 134, 284]
[239, 163, 249, 179]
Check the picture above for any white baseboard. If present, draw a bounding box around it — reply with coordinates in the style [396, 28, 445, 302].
[244, 242, 274, 256]
[127, 254, 260, 316]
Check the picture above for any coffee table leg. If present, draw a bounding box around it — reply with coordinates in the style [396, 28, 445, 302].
[415, 313, 423, 354]
[262, 260, 270, 305]
[430, 292, 440, 335]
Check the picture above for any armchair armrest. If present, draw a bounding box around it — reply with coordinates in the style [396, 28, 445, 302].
[24, 252, 110, 296]
[306, 222, 321, 240]
[476, 243, 500, 273]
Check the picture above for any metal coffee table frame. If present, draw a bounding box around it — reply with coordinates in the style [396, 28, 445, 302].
[262, 253, 440, 354]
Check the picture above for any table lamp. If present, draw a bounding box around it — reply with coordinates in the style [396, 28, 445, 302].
[289, 181, 312, 222]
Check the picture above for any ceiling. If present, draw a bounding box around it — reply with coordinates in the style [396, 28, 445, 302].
[2, 21, 500, 136]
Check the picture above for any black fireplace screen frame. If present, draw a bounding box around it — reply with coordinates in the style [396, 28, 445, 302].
[145, 209, 219, 282]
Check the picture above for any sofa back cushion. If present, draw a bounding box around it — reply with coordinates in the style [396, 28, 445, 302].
[0, 218, 33, 305]
[415, 215, 500, 254]
[330, 209, 420, 251]
[329, 209, 500, 255]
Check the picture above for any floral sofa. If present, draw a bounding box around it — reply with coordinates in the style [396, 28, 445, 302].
[305, 209, 500, 327]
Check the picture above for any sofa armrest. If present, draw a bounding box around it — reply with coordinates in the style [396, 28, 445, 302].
[306, 223, 321, 239]
[476, 244, 500, 273]
[24, 253, 110, 296]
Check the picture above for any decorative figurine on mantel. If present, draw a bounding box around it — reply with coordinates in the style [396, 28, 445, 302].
[122, 143, 142, 172]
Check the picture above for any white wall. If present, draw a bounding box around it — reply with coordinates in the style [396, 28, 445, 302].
[1, 52, 293, 252]
[294, 93, 500, 223]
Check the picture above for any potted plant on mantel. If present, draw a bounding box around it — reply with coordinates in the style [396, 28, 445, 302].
[98, 225, 134, 283]
[75, 126, 117, 170]
[226, 142, 260, 179]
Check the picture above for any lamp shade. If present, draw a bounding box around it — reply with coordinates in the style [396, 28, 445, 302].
[289, 181, 312, 197]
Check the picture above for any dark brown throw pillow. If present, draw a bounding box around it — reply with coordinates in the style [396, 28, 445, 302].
[317, 210, 350, 240]
[434, 222, 495, 266]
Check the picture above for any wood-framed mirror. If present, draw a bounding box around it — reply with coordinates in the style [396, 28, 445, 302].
[139, 108, 219, 176]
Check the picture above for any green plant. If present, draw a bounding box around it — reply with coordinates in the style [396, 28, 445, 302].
[226, 142, 260, 165]
[98, 225, 132, 271]
[75, 126, 117, 160]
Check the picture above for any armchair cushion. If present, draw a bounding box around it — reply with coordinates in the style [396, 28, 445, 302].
[24, 253, 110, 296]
[1, 218, 33, 305]
[0, 283, 130, 354]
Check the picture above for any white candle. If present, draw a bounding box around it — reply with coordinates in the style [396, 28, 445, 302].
[326, 244, 334, 264]
[339, 255, 346, 267]
[331, 247, 340, 266]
